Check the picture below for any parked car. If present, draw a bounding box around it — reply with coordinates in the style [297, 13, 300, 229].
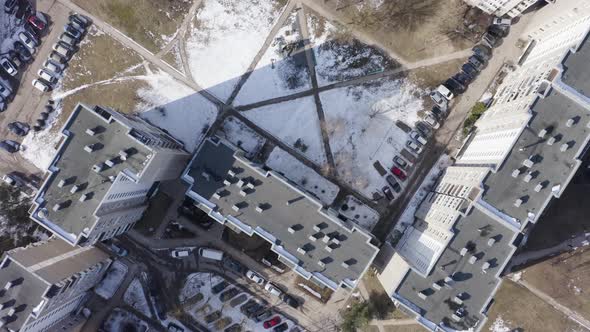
[410, 131, 427, 145]
[406, 140, 423, 155]
[391, 166, 407, 181]
[429, 91, 448, 109]
[472, 44, 492, 58]
[0, 57, 18, 76]
[64, 24, 83, 39]
[18, 31, 38, 50]
[69, 13, 91, 28]
[492, 17, 512, 26]
[198, 247, 224, 261]
[59, 32, 78, 47]
[38, 69, 57, 84]
[264, 316, 282, 329]
[424, 113, 440, 129]
[52, 42, 71, 59]
[246, 270, 265, 285]
[461, 63, 479, 77]
[56, 40, 75, 52]
[487, 25, 508, 38]
[430, 106, 445, 120]
[245, 303, 265, 318]
[264, 282, 283, 297]
[7, 122, 29, 136]
[14, 41, 32, 62]
[452, 72, 472, 86]
[0, 140, 20, 153]
[108, 242, 128, 256]
[386, 175, 401, 192]
[273, 323, 289, 332]
[32, 79, 51, 92]
[0, 98, 5, 112]
[223, 256, 245, 274]
[393, 156, 409, 170]
[44, 59, 63, 74]
[280, 293, 299, 308]
[4, 0, 18, 13]
[170, 249, 191, 258]
[219, 287, 240, 302]
[0, 80, 12, 99]
[435, 84, 454, 100]
[49, 51, 67, 64]
[211, 281, 229, 294]
[468, 56, 485, 71]
[254, 310, 273, 323]
[382, 186, 394, 201]
[416, 121, 434, 137]
[443, 78, 465, 94]
[27, 13, 47, 33]
[482, 32, 499, 48]
[67, 19, 86, 34]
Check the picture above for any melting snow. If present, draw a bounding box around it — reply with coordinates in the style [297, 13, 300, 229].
[124, 278, 151, 318]
[95, 261, 128, 300]
[216, 116, 266, 158]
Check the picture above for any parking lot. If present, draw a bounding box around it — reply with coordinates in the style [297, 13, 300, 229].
[0, 0, 83, 177]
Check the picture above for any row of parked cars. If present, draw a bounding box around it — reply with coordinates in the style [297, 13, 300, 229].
[32, 13, 91, 92]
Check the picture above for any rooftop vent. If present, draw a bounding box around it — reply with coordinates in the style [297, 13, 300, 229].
[538, 128, 547, 138]
[482, 261, 490, 272]
[566, 118, 575, 127]
[297, 247, 307, 255]
[332, 236, 341, 245]
[119, 150, 128, 160]
[105, 158, 119, 168]
[288, 226, 296, 234]
[317, 260, 325, 268]
[468, 255, 478, 264]
[547, 136, 556, 146]
[212, 191, 222, 200]
[53, 202, 65, 211]
[418, 291, 428, 300]
[236, 179, 245, 188]
[223, 178, 232, 186]
[57, 179, 67, 188]
[227, 169, 236, 177]
[534, 182, 544, 192]
[432, 281, 442, 290]
[514, 198, 523, 207]
[560, 143, 570, 152]
[523, 173, 532, 183]
[7, 308, 15, 316]
[309, 232, 322, 242]
[487, 238, 496, 246]
[70, 185, 80, 194]
[444, 276, 454, 288]
[453, 296, 464, 305]
[92, 163, 104, 173]
[79, 193, 91, 202]
[322, 235, 331, 243]
[522, 158, 534, 168]
[324, 245, 333, 253]
[4, 278, 22, 290]
[511, 169, 520, 178]
[85, 127, 97, 136]
[246, 182, 255, 190]
[255, 204, 266, 213]
[231, 204, 242, 212]
[460, 247, 468, 256]
[239, 189, 248, 197]
[0, 300, 13, 310]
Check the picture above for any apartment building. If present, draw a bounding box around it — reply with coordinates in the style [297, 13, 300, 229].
[464, 0, 541, 18]
[30, 104, 190, 246]
[379, 15, 590, 332]
[0, 238, 111, 331]
[182, 138, 379, 290]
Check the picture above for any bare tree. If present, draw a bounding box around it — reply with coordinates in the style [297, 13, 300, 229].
[378, 0, 440, 32]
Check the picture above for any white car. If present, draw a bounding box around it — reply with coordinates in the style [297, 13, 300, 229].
[52, 43, 71, 59]
[43, 59, 63, 74]
[246, 270, 266, 285]
[2, 174, 16, 186]
[410, 131, 427, 145]
[264, 282, 283, 297]
[424, 113, 440, 129]
[18, 31, 37, 51]
[436, 85, 454, 100]
[171, 249, 191, 258]
[32, 79, 51, 92]
[0, 57, 17, 76]
[429, 91, 448, 108]
[406, 140, 423, 155]
[38, 69, 57, 84]
[493, 17, 512, 26]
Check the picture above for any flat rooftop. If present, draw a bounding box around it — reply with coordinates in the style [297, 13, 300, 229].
[561, 34, 590, 97]
[186, 139, 378, 288]
[395, 205, 517, 330]
[33, 105, 151, 241]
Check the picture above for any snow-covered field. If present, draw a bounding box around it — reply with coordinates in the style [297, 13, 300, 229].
[338, 195, 380, 231]
[102, 308, 149, 332]
[0, 5, 25, 55]
[244, 96, 326, 165]
[19, 102, 63, 170]
[389, 154, 452, 239]
[185, 0, 287, 101]
[307, 11, 396, 86]
[266, 148, 339, 205]
[216, 116, 266, 157]
[234, 10, 311, 106]
[182, 272, 299, 331]
[138, 69, 218, 152]
[321, 78, 424, 198]
[124, 278, 151, 318]
[95, 260, 128, 300]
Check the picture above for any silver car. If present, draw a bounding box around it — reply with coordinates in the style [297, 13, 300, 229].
[0, 81, 12, 98]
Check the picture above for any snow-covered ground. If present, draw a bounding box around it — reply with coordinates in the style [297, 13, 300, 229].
[389, 154, 452, 239]
[19, 101, 63, 170]
[183, 272, 298, 331]
[138, 68, 218, 152]
[185, 0, 287, 101]
[95, 260, 128, 300]
[266, 148, 339, 205]
[234, 10, 311, 106]
[244, 96, 326, 165]
[216, 116, 266, 157]
[489, 316, 512, 332]
[0, 6, 25, 55]
[320, 78, 424, 198]
[338, 195, 380, 231]
[102, 308, 150, 332]
[124, 278, 151, 318]
[307, 11, 396, 86]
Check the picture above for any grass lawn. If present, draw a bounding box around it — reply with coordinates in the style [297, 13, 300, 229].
[72, 0, 192, 52]
[482, 280, 586, 332]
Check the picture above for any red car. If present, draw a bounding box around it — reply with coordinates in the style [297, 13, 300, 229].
[391, 166, 407, 181]
[27, 13, 47, 33]
[264, 316, 281, 329]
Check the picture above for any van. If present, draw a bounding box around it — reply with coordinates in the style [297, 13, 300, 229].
[198, 247, 224, 261]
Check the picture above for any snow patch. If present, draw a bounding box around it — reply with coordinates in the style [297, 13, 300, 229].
[216, 116, 266, 157]
[95, 261, 128, 300]
[124, 278, 151, 318]
[509, 271, 522, 282]
[244, 96, 326, 165]
[185, 0, 287, 101]
[489, 316, 512, 332]
[19, 103, 64, 170]
[266, 147, 339, 205]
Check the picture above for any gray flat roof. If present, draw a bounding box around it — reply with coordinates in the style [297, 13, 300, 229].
[482, 88, 590, 223]
[395, 205, 517, 330]
[186, 139, 378, 288]
[33, 105, 151, 241]
[561, 35, 590, 97]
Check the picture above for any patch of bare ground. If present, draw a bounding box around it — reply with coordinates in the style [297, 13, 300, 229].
[521, 247, 590, 321]
[407, 58, 467, 89]
[71, 0, 192, 52]
[483, 280, 587, 332]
